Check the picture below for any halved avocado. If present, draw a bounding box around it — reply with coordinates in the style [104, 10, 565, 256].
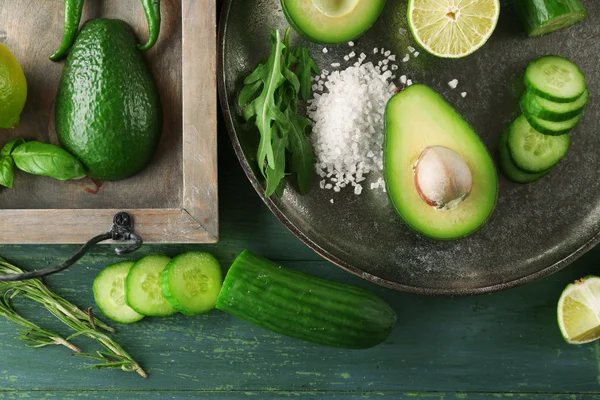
[281, 0, 386, 44]
[384, 84, 498, 240]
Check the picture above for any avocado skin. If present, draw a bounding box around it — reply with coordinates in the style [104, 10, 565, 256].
[56, 18, 162, 181]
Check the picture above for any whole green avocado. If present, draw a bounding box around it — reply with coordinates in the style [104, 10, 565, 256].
[56, 18, 162, 181]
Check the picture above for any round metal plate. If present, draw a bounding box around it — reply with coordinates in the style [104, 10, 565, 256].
[218, 0, 600, 295]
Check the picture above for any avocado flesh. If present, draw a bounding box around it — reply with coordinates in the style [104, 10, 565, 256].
[55, 19, 162, 181]
[384, 84, 498, 240]
[281, 0, 386, 44]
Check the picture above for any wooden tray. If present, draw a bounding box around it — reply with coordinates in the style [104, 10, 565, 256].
[0, 0, 218, 244]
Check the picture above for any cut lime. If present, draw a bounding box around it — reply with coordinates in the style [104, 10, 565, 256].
[0, 43, 27, 128]
[407, 0, 500, 58]
[558, 276, 600, 344]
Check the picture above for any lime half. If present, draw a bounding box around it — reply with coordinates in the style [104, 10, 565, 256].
[0, 42, 27, 129]
[558, 276, 600, 345]
[408, 0, 500, 58]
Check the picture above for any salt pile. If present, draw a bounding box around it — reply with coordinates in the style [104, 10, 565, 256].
[307, 50, 400, 194]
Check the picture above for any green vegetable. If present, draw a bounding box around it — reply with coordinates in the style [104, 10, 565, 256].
[1, 138, 25, 156]
[0, 257, 146, 377]
[524, 56, 586, 103]
[50, 0, 85, 61]
[292, 48, 320, 101]
[125, 255, 176, 317]
[94, 262, 145, 325]
[161, 252, 223, 316]
[56, 18, 162, 181]
[507, 115, 570, 173]
[512, 0, 586, 37]
[239, 28, 318, 197]
[0, 156, 15, 188]
[139, 0, 161, 51]
[521, 89, 588, 122]
[12, 141, 86, 180]
[498, 129, 549, 184]
[523, 111, 582, 136]
[216, 251, 397, 349]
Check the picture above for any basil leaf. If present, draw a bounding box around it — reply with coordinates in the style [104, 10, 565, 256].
[12, 141, 86, 181]
[0, 156, 15, 188]
[1, 138, 26, 157]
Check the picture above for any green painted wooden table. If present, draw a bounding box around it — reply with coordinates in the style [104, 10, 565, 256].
[2, 117, 600, 399]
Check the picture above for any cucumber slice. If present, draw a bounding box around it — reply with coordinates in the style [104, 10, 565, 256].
[161, 252, 223, 316]
[498, 129, 550, 184]
[93, 261, 144, 324]
[525, 56, 586, 103]
[524, 111, 582, 136]
[507, 115, 570, 173]
[125, 255, 177, 317]
[521, 89, 588, 122]
[512, 0, 587, 37]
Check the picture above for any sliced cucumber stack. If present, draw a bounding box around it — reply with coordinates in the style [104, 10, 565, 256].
[499, 55, 588, 184]
[93, 252, 224, 324]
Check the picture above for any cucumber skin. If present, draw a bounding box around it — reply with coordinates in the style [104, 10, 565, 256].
[160, 252, 223, 316]
[512, 0, 587, 37]
[521, 90, 588, 122]
[523, 112, 582, 136]
[498, 130, 549, 184]
[216, 251, 397, 349]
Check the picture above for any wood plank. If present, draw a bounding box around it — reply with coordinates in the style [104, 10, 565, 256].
[0, 253, 599, 393]
[182, 0, 219, 241]
[0, 391, 596, 399]
[0, 209, 213, 244]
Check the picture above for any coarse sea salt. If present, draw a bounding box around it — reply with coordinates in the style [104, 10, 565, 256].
[307, 53, 399, 194]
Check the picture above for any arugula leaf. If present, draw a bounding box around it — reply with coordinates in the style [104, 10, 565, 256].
[293, 47, 320, 101]
[265, 125, 288, 197]
[239, 28, 320, 197]
[239, 30, 287, 175]
[281, 109, 315, 194]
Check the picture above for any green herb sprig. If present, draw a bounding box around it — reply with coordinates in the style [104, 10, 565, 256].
[0, 257, 147, 378]
[239, 28, 319, 197]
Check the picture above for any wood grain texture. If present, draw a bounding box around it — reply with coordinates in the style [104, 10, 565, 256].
[0, 392, 596, 399]
[183, 0, 219, 241]
[0, 0, 218, 244]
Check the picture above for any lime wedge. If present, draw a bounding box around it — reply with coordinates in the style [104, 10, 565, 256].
[407, 0, 500, 58]
[558, 276, 600, 344]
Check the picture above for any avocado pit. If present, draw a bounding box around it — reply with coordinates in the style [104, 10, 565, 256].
[414, 146, 473, 210]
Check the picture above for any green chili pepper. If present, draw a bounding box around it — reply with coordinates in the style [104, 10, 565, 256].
[50, 0, 85, 61]
[139, 0, 161, 51]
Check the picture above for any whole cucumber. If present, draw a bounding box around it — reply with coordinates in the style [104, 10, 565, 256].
[55, 18, 162, 181]
[216, 251, 397, 349]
